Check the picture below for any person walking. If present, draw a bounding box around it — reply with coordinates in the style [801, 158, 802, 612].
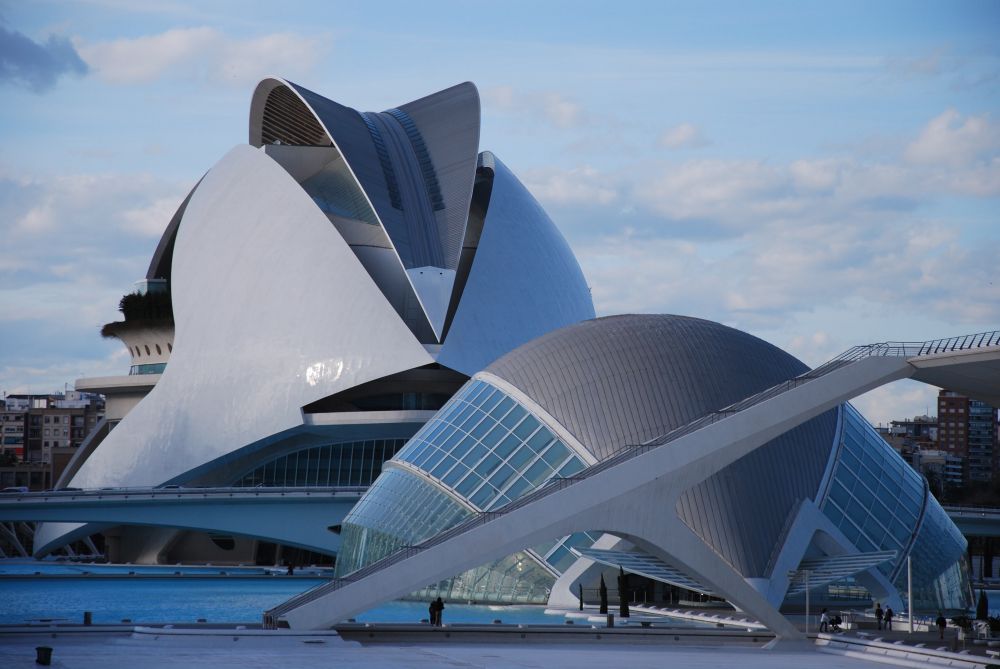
[884, 606, 894, 631]
[875, 603, 884, 630]
[819, 608, 830, 633]
[936, 612, 948, 640]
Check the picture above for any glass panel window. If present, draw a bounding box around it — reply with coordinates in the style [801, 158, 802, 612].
[430, 454, 459, 479]
[526, 429, 554, 454]
[470, 483, 498, 509]
[507, 446, 536, 471]
[489, 397, 514, 420]
[512, 417, 539, 441]
[503, 476, 532, 500]
[455, 472, 483, 497]
[500, 405, 527, 430]
[558, 459, 585, 477]
[488, 464, 516, 490]
[523, 459, 552, 487]
[541, 442, 569, 467]
[493, 433, 522, 460]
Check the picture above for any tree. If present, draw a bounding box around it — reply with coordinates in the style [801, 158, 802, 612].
[599, 574, 608, 614]
[618, 565, 630, 618]
[977, 588, 989, 621]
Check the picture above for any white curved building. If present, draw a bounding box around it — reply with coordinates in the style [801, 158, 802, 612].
[42, 79, 595, 560]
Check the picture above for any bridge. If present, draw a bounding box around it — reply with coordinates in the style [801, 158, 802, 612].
[944, 506, 1000, 538]
[261, 332, 1000, 638]
[0, 486, 362, 556]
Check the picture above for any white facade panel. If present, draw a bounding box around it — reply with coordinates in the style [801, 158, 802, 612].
[68, 145, 433, 489]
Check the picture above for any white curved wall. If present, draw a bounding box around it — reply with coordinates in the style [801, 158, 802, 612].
[438, 154, 595, 375]
[68, 144, 433, 489]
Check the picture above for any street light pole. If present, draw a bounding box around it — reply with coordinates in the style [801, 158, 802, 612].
[908, 556, 914, 634]
[805, 570, 810, 634]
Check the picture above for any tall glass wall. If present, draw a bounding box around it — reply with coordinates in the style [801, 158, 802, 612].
[894, 494, 972, 612]
[336, 378, 599, 602]
[820, 403, 972, 611]
[336, 467, 472, 574]
[233, 439, 407, 487]
[820, 404, 925, 579]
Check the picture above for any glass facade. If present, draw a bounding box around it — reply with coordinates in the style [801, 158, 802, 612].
[300, 157, 380, 226]
[233, 439, 407, 488]
[820, 403, 971, 611]
[336, 379, 598, 601]
[821, 404, 925, 579]
[894, 494, 972, 612]
[129, 363, 166, 375]
[396, 379, 585, 511]
[336, 467, 473, 574]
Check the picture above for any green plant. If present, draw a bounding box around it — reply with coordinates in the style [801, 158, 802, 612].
[100, 289, 173, 338]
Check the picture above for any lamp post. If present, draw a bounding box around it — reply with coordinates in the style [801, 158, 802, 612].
[805, 570, 810, 634]
[908, 556, 914, 634]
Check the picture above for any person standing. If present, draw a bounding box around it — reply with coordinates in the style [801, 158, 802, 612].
[875, 603, 884, 630]
[936, 612, 947, 640]
[884, 606, 894, 631]
[819, 608, 830, 633]
[432, 597, 445, 626]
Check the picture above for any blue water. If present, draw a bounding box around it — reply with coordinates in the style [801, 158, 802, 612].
[0, 561, 282, 576]
[0, 561, 717, 627]
[0, 576, 326, 624]
[0, 561, 562, 625]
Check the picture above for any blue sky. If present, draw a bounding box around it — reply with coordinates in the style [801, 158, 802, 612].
[1, 0, 998, 425]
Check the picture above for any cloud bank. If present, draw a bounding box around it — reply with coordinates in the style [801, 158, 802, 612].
[76, 26, 327, 86]
[0, 24, 88, 92]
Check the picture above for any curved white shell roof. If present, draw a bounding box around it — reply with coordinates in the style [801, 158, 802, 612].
[69, 144, 434, 489]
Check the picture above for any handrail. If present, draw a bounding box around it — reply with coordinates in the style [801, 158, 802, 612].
[263, 329, 1000, 627]
[0, 486, 367, 500]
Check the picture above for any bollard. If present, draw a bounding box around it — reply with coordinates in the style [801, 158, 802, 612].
[607, 613, 614, 628]
[83, 611, 92, 626]
[35, 646, 53, 665]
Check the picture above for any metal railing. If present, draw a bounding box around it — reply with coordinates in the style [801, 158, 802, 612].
[263, 329, 1000, 627]
[0, 486, 367, 501]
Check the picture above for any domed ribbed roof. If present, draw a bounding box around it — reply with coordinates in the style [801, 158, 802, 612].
[485, 314, 838, 577]
[485, 314, 808, 460]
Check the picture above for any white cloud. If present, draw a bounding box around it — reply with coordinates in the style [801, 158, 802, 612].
[76, 27, 327, 86]
[524, 165, 617, 206]
[852, 380, 939, 429]
[905, 109, 1000, 168]
[17, 202, 56, 233]
[483, 86, 588, 128]
[121, 195, 185, 237]
[658, 123, 710, 150]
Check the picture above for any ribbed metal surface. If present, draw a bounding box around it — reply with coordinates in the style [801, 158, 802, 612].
[575, 547, 715, 595]
[786, 550, 897, 596]
[437, 154, 595, 376]
[486, 314, 838, 577]
[261, 85, 330, 147]
[396, 82, 480, 272]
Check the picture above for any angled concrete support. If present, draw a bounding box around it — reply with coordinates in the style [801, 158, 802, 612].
[275, 356, 917, 634]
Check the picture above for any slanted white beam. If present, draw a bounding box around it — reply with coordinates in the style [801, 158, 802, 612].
[275, 356, 916, 635]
